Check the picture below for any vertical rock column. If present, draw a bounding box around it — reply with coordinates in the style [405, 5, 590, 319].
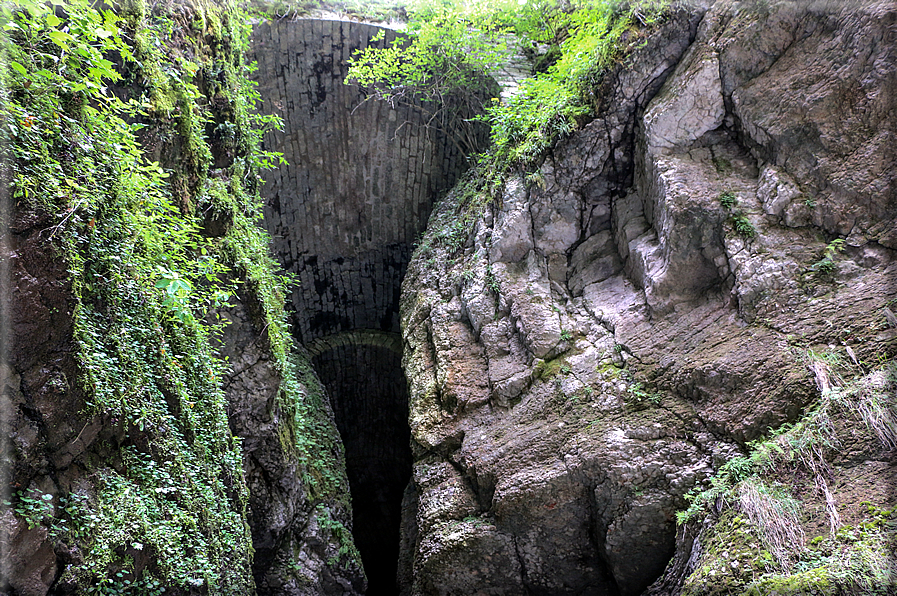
[250, 18, 470, 343]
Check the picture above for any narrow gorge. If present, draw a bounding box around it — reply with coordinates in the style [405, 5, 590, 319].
[249, 17, 489, 593]
[2, 1, 895, 596]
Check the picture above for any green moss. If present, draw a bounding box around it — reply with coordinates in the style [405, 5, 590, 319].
[3, 0, 354, 590]
[682, 510, 768, 596]
[742, 567, 833, 595]
[534, 357, 570, 381]
[676, 356, 897, 594]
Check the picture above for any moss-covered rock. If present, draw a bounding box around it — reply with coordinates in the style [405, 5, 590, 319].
[1, 1, 360, 594]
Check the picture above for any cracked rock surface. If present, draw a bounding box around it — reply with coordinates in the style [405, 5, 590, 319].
[215, 300, 365, 596]
[398, 1, 897, 594]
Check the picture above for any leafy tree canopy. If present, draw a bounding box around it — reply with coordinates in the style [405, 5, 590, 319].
[346, 0, 670, 169]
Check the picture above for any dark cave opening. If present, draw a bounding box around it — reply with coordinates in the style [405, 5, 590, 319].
[312, 343, 413, 596]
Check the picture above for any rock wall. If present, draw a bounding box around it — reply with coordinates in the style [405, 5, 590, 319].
[1, 5, 364, 595]
[214, 298, 364, 595]
[399, 1, 897, 594]
[250, 18, 474, 344]
[2, 210, 361, 596]
[3, 210, 82, 595]
[249, 19, 491, 594]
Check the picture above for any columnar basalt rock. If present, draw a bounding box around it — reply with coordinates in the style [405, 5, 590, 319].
[250, 18, 486, 594]
[399, 1, 897, 594]
[250, 18, 473, 344]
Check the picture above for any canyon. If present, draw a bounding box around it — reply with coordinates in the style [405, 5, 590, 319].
[2, 0, 896, 595]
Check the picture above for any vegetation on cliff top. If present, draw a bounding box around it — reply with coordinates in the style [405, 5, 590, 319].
[347, 0, 670, 170]
[351, 0, 672, 274]
[3, 0, 356, 591]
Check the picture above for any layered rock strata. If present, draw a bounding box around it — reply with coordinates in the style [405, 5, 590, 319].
[399, 1, 896, 594]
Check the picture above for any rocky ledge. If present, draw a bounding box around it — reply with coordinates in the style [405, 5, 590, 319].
[398, 1, 897, 594]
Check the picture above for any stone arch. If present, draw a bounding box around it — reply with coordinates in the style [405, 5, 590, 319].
[251, 18, 475, 345]
[309, 333, 411, 596]
[304, 329, 403, 359]
[250, 18, 487, 595]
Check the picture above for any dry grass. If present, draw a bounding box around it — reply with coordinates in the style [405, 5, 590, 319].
[737, 478, 805, 570]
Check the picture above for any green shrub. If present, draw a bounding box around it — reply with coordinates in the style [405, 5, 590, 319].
[347, 0, 671, 171]
[719, 190, 737, 209]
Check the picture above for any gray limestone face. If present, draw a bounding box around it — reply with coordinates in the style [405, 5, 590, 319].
[398, 1, 897, 595]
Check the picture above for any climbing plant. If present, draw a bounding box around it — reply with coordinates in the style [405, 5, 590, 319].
[2, 0, 357, 591]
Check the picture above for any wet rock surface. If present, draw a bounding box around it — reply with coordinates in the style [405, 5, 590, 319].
[215, 300, 364, 596]
[398, 1, 897, 594]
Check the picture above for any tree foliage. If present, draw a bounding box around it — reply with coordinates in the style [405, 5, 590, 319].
[0, 0, 357, 591]
[346, 0, 670, 169]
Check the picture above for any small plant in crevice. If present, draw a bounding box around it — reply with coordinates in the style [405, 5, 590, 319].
[732, 213, 757, 239]
[809, 238, 846, 277]
[712, 155, 733, 174]
[524, 169, 546, 189]
[533, 357, 570, 382]
[717, 191, 757, 239]
[719, 190, 738, 209]
[625, 380, 662, 408]
[10, 489, 55, 530]
[485, 264, 500, 293]
[560, 329, 573, 342]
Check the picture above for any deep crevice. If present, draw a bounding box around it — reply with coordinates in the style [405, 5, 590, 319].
[250, 18, 486, 593]
[313, 344, 412, 595]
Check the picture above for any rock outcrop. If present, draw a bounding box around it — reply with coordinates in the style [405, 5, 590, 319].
[1, 4, 363, 595]
[399, 1, 896, 593]
[214, 299, 364, 595]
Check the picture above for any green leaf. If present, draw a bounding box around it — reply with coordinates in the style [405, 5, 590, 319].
[47, 29, 73, 47]
[9, 61, 27, 76]
[45, 13, 61, 28]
